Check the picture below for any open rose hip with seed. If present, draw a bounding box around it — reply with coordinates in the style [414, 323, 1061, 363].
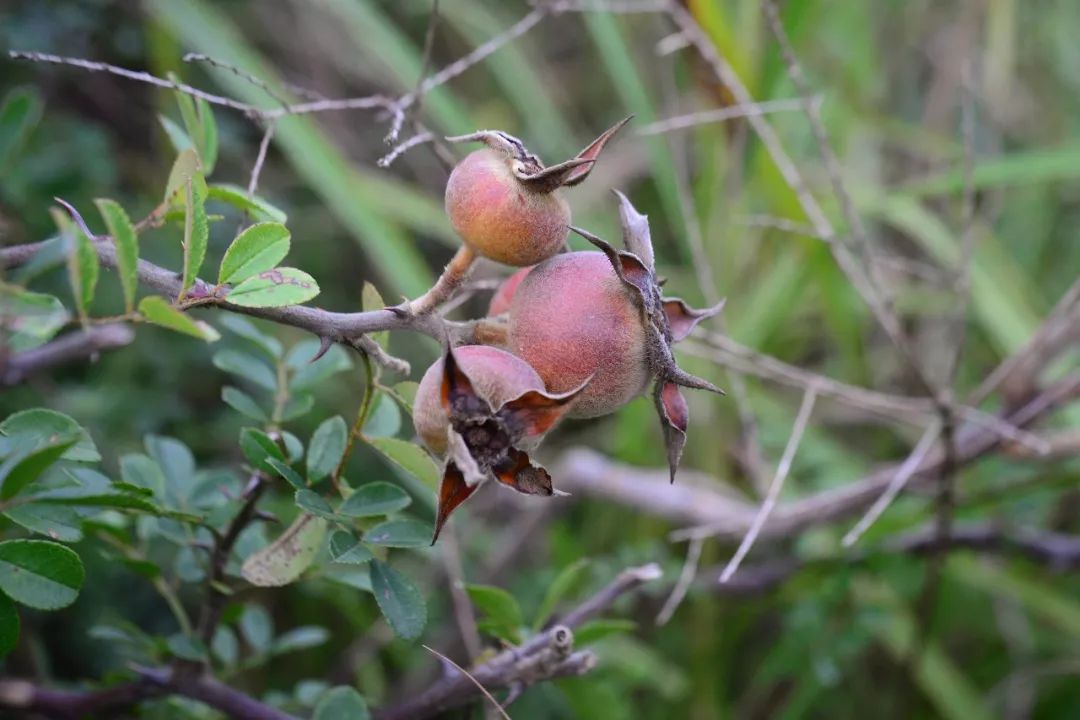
[413, 345, 588, 542]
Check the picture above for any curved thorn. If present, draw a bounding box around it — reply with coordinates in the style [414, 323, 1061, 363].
[308, 335, 334, 364]
[54, 197, 100, 241]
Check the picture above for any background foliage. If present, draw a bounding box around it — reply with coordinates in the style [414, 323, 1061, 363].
[1, 0, 1079, 718]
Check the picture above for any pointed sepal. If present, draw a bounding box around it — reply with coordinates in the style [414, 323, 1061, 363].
[561, 116, 632, 187]
[432, 461, 480, 544]
[440, 346, 493, 416]
[515, 157, 594, 194]
[655, 381, 689, 484]
[492, 448, 555, 496]
[662, 297, 726, 342]
[569, 225, 652, 302]
[498, 376, 590, 439]
[612, 189, 654, 268]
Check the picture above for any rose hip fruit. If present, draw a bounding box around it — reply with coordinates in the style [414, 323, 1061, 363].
[506, 191, 726, 481]
[487, 266, 533, 317]
[413, 345, 587, 542]
[444, 117, 630, 267]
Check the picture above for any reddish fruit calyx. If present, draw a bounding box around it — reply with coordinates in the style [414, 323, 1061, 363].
[433, 346, 586, 543]
[446, 116, 631, 195]
[572, 191, 727, 483]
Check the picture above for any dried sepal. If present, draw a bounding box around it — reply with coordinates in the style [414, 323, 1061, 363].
[570, 225, 652, 302]
[561, 116, 633, 187]
[613, 189, 655, 268]
[655, 382, 689, 484]
[516, 158, 594, 194]
[492, 447, 554, 496]
[440, 346, 494, 416]
[663, 297, 727, 342]
[448, 119, 629, 194]
[432, 461, 478, 544]
[499, 377, 590, 437]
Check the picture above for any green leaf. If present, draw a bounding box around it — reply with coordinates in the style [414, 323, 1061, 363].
[120, 454, 166, 496]
[369, 559, 426, 640]
[221, 386, 268, 422]
[363, 519, 431, 548]
[138, 296, 220, 341]
[272, 626, 329, 654]
[218, 222, 291, 284]
[281, 393, 315, 421]
[0, 433, 79, 500]
[307, 416, 348, 483]
[465, 584, 523, 643]
[0, 287, 69, 352]
[366, 436, 439, 489]
[361, 282, 388, 349]
[534, 559, 590, 630]
[240, 428, 286, 473]
[328, 530, 374, 564]
[213, 349, 278, 392]
[0, 540, 84, 610]
[241, 513, 328, 587]
[145, 435, 196, 506]
[94, 199, 139, 313]
[313, 686, 370, 720]
[266, 458, 305, 490]
[159, 114, 192, 154]
[218, 315, 283, 359]
[338, 482, 411, 518]
[164, 148, 201, 205]
[362, 395, 401, 439]
[0, 87, 42, 169]
[573, 619, 637, 646]
[0, 409, 99, 462]
[239, 604, 274, 652]
[4, 503, 85, 542]
[389, 381, 419, 414]
[196, 98, 218, 174]
[181, 173, 210, 296]
[287, 341, 351, 391]
[167, 633, 207, 661]
[226, 267, 319, 308]
[294, 490, 337, 521]
[207, 183, 287, 223]
[66, 217, 99, 319]
[0, 592, 19, 656]
[212, 626, 238, 666]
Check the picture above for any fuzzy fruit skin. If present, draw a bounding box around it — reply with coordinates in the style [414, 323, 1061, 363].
[445, 149, 570, 266]
[487, 266, 533, 316]
[507, 251, 649, 418]
[414, 345, 546, 456]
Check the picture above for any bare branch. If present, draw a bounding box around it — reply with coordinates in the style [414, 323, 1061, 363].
[638, 97, 812, 136]
[841, 420, 943, 547]
[655, 536, 702, 625]
[0, 236, 474, 352]
[0, 667, 297, 720]
[373, 564, 661, 720]
[717, 386, 818, 576]
[1, 324, 134, 386]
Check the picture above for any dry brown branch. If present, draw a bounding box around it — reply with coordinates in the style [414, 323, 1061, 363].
[718, 385, 818, 579]
[373, 564, 661, 720]
[1, 324, 135, 386]
[638, 97, 812, 136]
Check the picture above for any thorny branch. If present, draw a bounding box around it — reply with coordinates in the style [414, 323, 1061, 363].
[0, 323, 134, 386]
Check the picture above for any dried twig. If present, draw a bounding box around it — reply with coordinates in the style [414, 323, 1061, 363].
[373, 564, 661, 720]
[1, 324, 134, 386]
[638, 97, 812, 136]
[717, 386, 818, 578]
